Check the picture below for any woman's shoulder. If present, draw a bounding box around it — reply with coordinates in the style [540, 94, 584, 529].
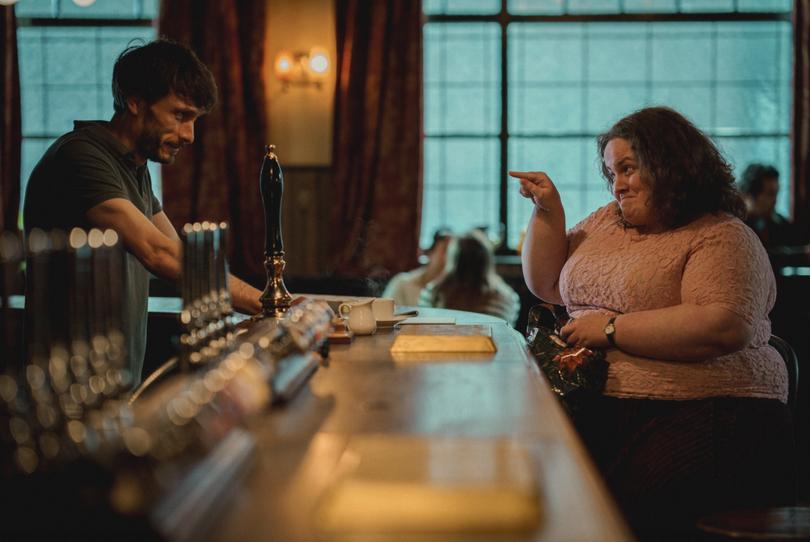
[686, 213, 760, 244]
[679, 213, 772, 267]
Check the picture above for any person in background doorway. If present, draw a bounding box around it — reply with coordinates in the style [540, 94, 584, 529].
[739, 164, 801, 246]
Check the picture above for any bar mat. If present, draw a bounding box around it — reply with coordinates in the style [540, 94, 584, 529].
[316, 435, 541, 533]
[390, 324, 496, 353]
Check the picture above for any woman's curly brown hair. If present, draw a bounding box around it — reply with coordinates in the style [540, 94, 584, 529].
[597, 107, 746, 229]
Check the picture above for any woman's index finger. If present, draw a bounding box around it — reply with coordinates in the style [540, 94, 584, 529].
[509, 170, 549, 184]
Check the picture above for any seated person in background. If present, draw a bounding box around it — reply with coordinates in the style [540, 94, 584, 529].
[512, 107, 794, 540]
[738, 163, 808, 258]
[419, 229, 520, 326]
[382, 228, 452, 306]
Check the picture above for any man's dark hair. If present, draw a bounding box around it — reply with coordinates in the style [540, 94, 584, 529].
[738, 163, 779, 197]
[112, 39, 217, 114]
[597, 106, 746, 229]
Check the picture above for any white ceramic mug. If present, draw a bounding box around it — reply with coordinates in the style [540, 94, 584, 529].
[338, 299, 377, 335]
[372, 297, 396, 321]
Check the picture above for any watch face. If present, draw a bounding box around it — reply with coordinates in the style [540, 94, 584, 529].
[605, 322, 615, 334]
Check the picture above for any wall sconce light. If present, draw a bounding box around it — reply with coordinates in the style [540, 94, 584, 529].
[274, 48, 330, 91]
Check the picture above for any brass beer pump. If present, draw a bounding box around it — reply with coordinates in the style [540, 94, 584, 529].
[259, 145, 293, 318]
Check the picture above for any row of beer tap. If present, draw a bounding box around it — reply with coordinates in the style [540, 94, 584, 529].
[0, 223, 333, 483]
[179, 221, 235, 369]
[0, 228, 131, 476]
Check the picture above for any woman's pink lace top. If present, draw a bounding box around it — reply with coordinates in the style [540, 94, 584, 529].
[559, 202, 787, 403]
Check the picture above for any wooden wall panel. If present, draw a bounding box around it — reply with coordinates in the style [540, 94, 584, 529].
[280, 166, 331, 277]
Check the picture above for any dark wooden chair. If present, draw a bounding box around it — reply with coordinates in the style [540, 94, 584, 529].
[769, 334, 799, 416]
[695, 335, 806, 541]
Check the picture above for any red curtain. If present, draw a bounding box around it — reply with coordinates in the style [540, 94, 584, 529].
[158, 1, 268, 278]
[793, 0, 810, 234]
[329, 0, 423, 277]
[1, 6, 20, 232]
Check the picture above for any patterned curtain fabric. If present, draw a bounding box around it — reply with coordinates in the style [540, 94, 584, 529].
[329, 0, 423, 276]
[1, 6, 21, 232]
[158, 1, 268, 278]
[793, 0, 810, 233]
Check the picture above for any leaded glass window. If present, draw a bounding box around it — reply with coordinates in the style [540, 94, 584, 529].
[423, 0, 793, 249]
[16, 0, 159, 217]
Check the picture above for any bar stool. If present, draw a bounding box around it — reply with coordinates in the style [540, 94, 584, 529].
[695, 335, 806, 541]
[696, 507, 810, 541]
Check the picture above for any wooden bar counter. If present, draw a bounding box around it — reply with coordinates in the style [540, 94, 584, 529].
[202, 307, 632, 541]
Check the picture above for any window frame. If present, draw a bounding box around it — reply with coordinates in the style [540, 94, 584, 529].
[15, 6, 156, 220]
[422, 2, 793, 251]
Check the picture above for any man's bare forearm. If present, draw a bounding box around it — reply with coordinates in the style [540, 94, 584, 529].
[229, 274, 262, 315]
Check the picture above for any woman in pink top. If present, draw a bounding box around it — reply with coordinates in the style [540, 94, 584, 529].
[511, 107, 795, 540]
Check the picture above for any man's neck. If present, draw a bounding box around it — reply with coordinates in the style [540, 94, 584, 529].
[107, 114, 147, 166]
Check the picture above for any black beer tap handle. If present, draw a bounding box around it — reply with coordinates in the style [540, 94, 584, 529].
[258, 144, 293, 318]
[260, 145, 284, 257]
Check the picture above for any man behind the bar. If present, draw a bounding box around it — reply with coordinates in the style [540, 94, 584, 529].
[23, 39, 262, 384]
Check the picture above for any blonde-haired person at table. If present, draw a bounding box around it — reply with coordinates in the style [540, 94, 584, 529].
[418, 229, 519, 326]
[512, 106, 795, 540]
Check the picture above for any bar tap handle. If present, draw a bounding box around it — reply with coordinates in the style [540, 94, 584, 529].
[259, 144, 292, 318]
[26, 229, 52, 367]
[205, 223, 218, 323]
[261, 146, 284, 256]
[103, 229, 123, 336]
[68, 228, 96, 408]
[87, 229, 115, 399]
[180, 224, 194, 372]
[102, 229, 128, 392]
[203, 222, 217, 331]
[0, 232, 22, 371]
[192, 223, 205, 332]
[87, 229, 107, 345]
[218, 222, 235, 337]
[181, 224, 192, 313]
[211, 223, 227, 342]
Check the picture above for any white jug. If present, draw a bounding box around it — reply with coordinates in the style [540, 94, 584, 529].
[338, 298, 377, 335]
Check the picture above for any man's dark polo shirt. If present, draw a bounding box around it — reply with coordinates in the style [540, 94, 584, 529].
[23, 121, 162, 382]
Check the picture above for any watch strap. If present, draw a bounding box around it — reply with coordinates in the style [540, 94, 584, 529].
[605, 316, 617, 347]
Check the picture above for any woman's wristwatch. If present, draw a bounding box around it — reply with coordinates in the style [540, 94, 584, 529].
[604, 316, 617, 347]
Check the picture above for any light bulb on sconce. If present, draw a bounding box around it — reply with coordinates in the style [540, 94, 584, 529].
[275, 51, 294, 75]
[307, 48, 329, 75]
[274, 47, 330, 91]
